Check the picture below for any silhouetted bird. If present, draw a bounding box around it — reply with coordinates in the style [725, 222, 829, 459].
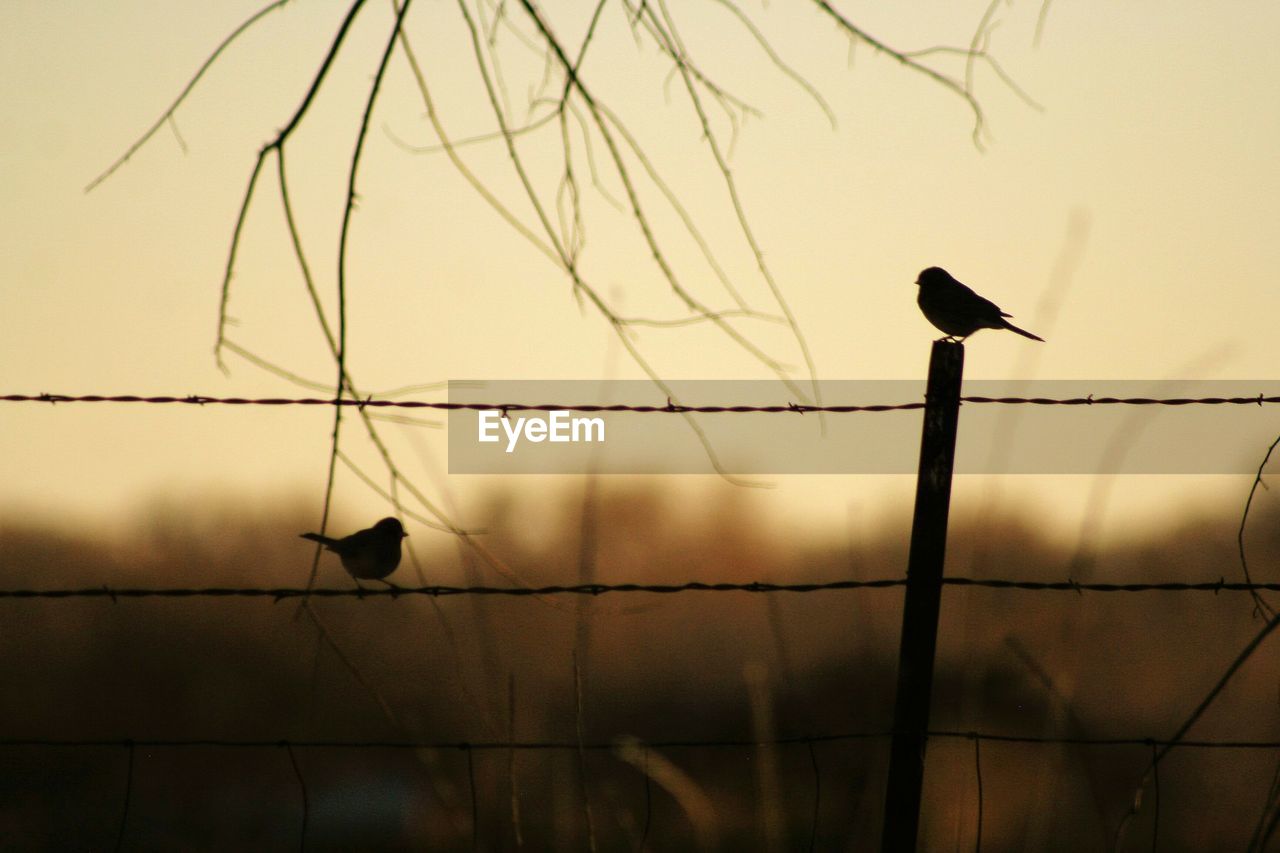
[300, 517, 407, 581]
[915, 267, 1044, 342]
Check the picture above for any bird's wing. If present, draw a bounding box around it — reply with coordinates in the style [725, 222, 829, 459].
[328, 528, 379, 555]
[972, 293, 1004, 318]
[943, 281, 1005, 323]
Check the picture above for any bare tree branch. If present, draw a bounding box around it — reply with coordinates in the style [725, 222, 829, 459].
[85, 0, 292, 193]
[215, 0, 373, 368]
[705, 0, 836, 129]
[811, 0, 988, 148]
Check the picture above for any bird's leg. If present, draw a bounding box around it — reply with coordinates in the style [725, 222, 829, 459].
[376, 578, 404, 592]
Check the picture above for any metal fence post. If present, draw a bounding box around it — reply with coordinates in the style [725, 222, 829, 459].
[881, 339, 965, 852]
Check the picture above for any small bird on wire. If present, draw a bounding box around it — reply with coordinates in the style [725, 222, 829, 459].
[915, 266, 1044, 342]
[300, 517, 407, 582]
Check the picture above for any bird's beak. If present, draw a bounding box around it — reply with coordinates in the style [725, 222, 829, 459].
[402, 532, 409, 538]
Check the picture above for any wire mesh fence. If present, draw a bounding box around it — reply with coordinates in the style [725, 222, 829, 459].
[4, 390, 1280, 849]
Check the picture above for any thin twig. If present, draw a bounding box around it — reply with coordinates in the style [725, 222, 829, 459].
[1237, 434, 1280, 619]
[811, 0, 987, 147]
[466, 745, 480, 850]
[284, 742, 310, 853]
[706, 0, 836, 129]
[973, 734, 984, 853]
[1149, 741, 1159, 853]
[315, 0, 416, 606]
[85, 0, 292, 192]
[808, 739, 821, 853]
[573, 651, 598, 851]
[647, 0, 825, 424]
[214, 0, 372, 365]
[1115, 608, 1280, 848]
[1034, 0, 1055, 47]
[113, 741, 135, 853]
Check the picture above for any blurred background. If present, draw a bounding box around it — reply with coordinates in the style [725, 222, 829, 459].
[3, 0, 1280, 848]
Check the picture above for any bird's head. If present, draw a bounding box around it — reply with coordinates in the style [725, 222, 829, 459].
[374, 517, 408, 538]
[915, 267, 951, 287]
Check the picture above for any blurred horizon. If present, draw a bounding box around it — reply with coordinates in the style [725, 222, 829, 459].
[5, 486, 1280, 848]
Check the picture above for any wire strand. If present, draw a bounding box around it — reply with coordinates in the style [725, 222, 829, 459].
[1, 577, 1275, 600]
[4, 392, 1280, 412]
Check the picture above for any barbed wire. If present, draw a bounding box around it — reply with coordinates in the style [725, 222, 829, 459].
[16, 727, 1275, 851]
[7, 387, 1280, 846]
[1, 577, 1277, 601]
[4, 392, 1280, 413]
[4, 730, 1277, 750]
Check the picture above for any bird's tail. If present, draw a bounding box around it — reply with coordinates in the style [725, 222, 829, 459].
[1001, 319, 1044, 342]
[300, 532, 336, 547]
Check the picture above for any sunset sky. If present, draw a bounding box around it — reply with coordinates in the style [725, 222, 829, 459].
[4, 0, 1280, 545]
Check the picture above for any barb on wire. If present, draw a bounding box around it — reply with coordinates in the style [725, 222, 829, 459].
[624, 0, 827, 423]
[3, 577, 1280, 600]
[455, 0, 808, 486]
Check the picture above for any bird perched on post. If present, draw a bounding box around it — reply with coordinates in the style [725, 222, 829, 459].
[915, 267, 1044, 342]
[300, 517, 407, 582]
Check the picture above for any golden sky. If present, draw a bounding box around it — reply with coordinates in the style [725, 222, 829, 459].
[3, 0, 1280, 539]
